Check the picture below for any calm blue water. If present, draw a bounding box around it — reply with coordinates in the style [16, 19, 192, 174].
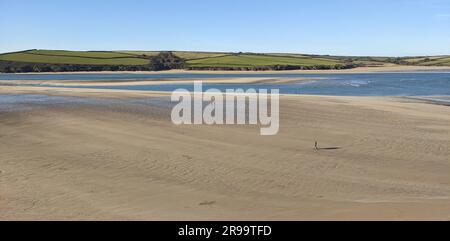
[0, 73, 329, 81]
[1, 72, 450, 96]
[0, 94, 171, 112]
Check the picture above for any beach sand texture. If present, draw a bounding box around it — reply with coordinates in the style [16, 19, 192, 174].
[0, 88, 449, 220]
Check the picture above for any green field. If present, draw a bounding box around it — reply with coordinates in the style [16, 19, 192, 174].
[0, 50, 345, 69]
[403, 57, 436, 63]
[119, 51, 229, 60]
[186, 54, 343, 68]
[1, 49, 449, 72]
[173, 51, 229, 60]
[411, 57, 450, 66]
[27, 50, 138, 58]
[117, 51, 161, 57]
[0, 50, 150, 65]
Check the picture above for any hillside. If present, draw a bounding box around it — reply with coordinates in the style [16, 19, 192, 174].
[0, 50, 150, 66]
[0, 49, 449, 73]
[184, 54, 347, 70]
[0, 50, 183, 72]
[401, 56, 450, 66]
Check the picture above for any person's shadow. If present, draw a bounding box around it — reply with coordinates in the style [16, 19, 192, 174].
[318, 147, 341, 150]
[315, 146, 342, 151]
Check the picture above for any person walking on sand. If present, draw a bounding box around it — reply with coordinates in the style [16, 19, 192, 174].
[314, 141, 319, 151]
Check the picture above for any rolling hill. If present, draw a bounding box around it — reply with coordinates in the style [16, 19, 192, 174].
[185, 54, 344, 69]
[402, 56, 450, 66]
[0, 49, 449, 73]
[0, 50, 150, 66]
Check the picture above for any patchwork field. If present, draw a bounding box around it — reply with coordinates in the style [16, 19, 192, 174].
[402, 56, 450, 66]
[120, 51, 229, 60]
[0, 49, 449, 73]
[418, 57, 450, 66]
[0, 50, 150, 65]
[185, 54, 343, 68]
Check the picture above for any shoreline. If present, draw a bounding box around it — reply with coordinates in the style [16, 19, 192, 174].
[2, 65, 450, 75]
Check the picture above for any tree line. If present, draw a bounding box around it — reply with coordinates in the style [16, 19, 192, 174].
[186, 63, 359, 71]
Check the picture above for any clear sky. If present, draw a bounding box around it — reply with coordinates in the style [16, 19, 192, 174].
[1, 0, 449, 56]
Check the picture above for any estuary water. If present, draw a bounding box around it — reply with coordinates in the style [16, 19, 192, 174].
[1, 72, 450, 97]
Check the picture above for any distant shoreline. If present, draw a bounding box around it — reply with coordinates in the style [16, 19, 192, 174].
[3, 65, 450, 75]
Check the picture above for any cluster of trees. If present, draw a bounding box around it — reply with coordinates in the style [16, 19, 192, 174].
[0, 52, 185, 73]
[385, 58, 410, 65]
[148, 52, 185, 70]
[187, 63, 358, 71]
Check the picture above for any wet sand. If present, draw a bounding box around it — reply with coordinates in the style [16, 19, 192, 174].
[0, 88, 449, 220]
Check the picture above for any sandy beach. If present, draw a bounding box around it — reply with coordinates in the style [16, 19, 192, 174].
[0, 86, 449, 220]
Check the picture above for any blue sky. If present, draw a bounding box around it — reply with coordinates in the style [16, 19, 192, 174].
[1, 0, 449, 56]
